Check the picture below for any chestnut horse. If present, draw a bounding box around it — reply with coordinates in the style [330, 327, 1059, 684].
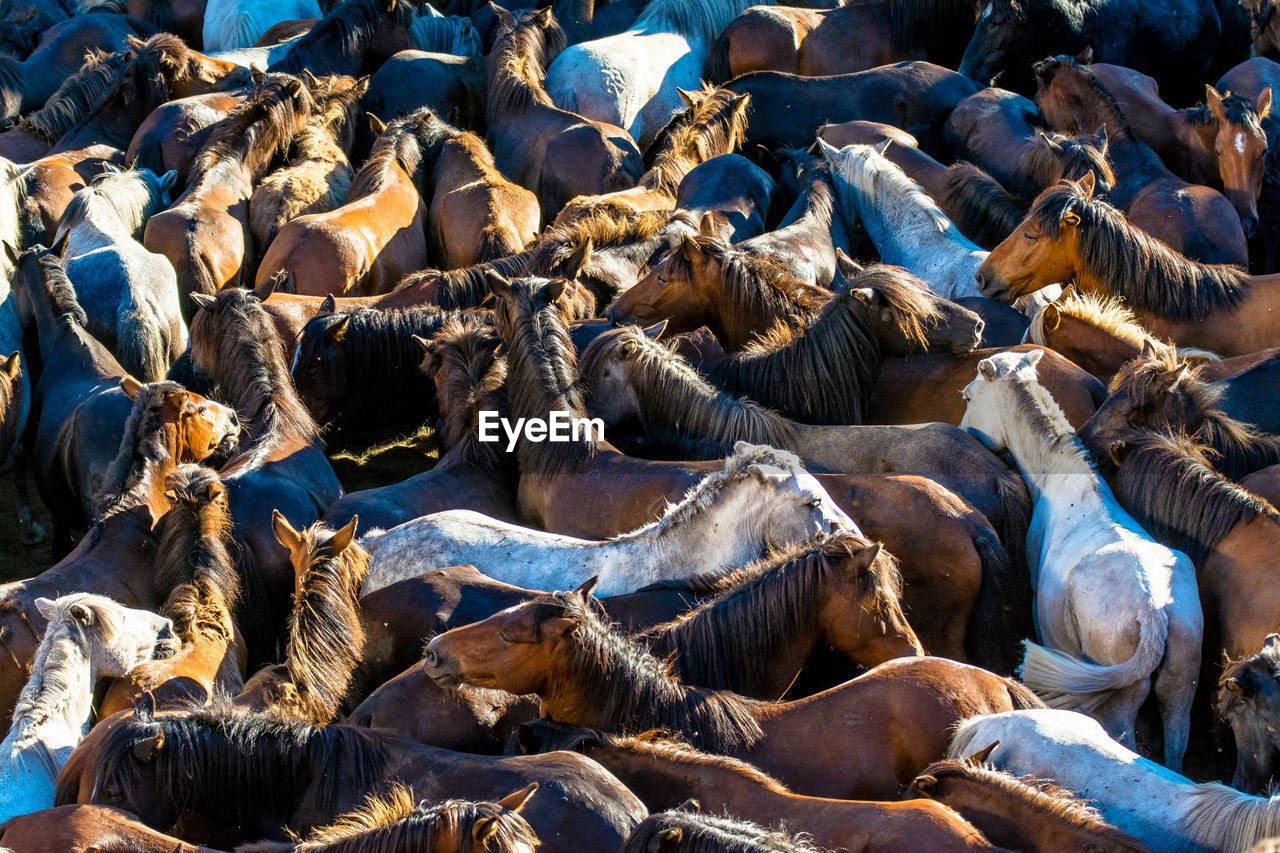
[423, 582, 1044, 799]
[99, 464, 245, 718]
[144, 71, 313, 321]
[1032, 54, 1247, 266]
[976, 175, 1280, 356]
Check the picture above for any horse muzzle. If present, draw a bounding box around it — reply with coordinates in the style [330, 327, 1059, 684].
[422, 643, 462, 686]
[153, 622, 181, 660]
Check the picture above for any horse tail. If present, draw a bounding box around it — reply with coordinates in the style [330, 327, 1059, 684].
[964, 524, 1023, 677]
[475, 225, 515, 263]
[116, 303, 168, 383]
[177, 233, 218, 324]
[704, 32, 733, 84]
[1005, 677, 1047, 710]
[993, 466, 1031, 572]
[1018, 608, 1169, 713]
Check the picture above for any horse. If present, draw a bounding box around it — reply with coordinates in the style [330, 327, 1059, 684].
[620, 809, 861, 853]
[0, 804, 216, 853]
[951, 708, 1280, 853]
[99, 465, 245, 719]
[233, 512, 366, 724]
[187, 286, 343, 666]
[906, 753, 1154, 853]
[359, 441, 854, 597]
[1087, 63, 1270, 234]
[673, 155, 775, 243]
[56, 704, 647, 850]
[485, 7, 643, 220]
[959, 349, 1203, 771]
[725, 62, 980, 152]
[1219, 634, 1280, 794]
[976, 175, 1280, 356]
[203, 0, 322, 52]
[269, 0, 419, 77]
[0, 593, 176, 822]
[321, 316, 518, 536]
[361, 48, 488, 140]
[55, 166, 185, 382]
[704, 0, 982, 83]
[542, 0, 764, 151]
[248, 72, 367, 255]
[423, 582, 1044, 799]
[957, 0, 1221, 103]
[518, 722, 1003, 853]
[944, 87, 1115, 204]
[126, 90, 246, 189]
[143, 71, 314, 321]
[1032, 55, 1248, 266]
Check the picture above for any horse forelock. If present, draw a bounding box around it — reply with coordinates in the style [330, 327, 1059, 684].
[1021, 132, 1115, 194]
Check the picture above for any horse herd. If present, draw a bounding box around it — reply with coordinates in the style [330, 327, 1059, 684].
[1, 0, 1280, 849]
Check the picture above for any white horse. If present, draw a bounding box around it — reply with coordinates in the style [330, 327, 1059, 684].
[544, 0, 768, 151]
[55, 166, 186, 382]
[0, 157, 38, 544]
[202, 0, 322, 52]
[0, 593, 177, 822]
[952, 709, 1280, 853]
[360, 443, 856, 597]
[958, 349, 1202, 771]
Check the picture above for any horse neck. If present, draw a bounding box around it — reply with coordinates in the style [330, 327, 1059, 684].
[994, 381, 1100, 502]
[7, 622, 95, 755]
[1184, 785, 1280, 852]
[623, 477, 772, 567]
[585, 741, 778, 814]
[931, 775, 1104, 851]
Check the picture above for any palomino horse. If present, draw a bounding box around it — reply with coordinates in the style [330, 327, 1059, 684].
[959, 349, 1202, 771]
[1032, 54, 1248, 266]
[99, 465, 245, 719]
[423, 582, 1043, 800]
[55, 166, 186, 382]
[144, 71, 314, 321]
[0, 593, 176, 822]
[1219, 634, 1280, 794]
[56, 705, 646, 850]
[486, 7, 644, 221]
[542, 0, 762, 150]
[359, 441, 853, 597]
[952, 709, 1280, 853]
[976, 175, 1280, 356]
[520, 722, 1002, 853]
[1089, 61, 1270, 233]
[233, 512, 367, 724]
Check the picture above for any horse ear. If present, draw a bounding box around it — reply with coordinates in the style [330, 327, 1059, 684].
[874, 138, 892, 156]
[207, 479, 226, 504]
[1260, 87, 1274, 120]
[850, 287, 875, 305]
[1075, 45, 1093, 64]
[1160, 363, 1190, 390]
[286, 78, 303, 97]
[1041, 302, 1061, 332]
[1225, 675, 1248, 697]
[535, 5, 553, 24]
[1076, 170, 1096, 200]
[70, 601, 95, 626]
[1140, 339, 1158, 359]
[657, 827, 683, 851]
[2, 241, 17, 266]
[302, 69, 319, 87]
[977, 357, 998, 381]
[132, 732, 165, 763]
[1023, 348, 1044, 369]
[330, 515, 358, 554]
[271, 509, 302, 553]
[325, 313, 351, 344]
[252, 276, 277, 302]
[967, 740, 1000, 764]
[487, 271, 512, 301]
[562, 237, 593, 281]
[50, 230, 69, 259]
[697, 212, 719, 240]
[1206, 85, 1225, 122]
[675, 798, 701, 813]
[544, 278, 568, 304]
[642, 320, 667, 340]
[676, 87, 695, 107]
[1060, 208, 1081, 228]
[319, 293, 337, 315]
[3, 351, 19, 381]
[912, 774, 939, 796]
[190, 292, 216, 312]
[835, 248, 862, 278]
[120, 375, 145, 399]
[158, 170, 179, 199]
[34, 597, 56, 620]
[412, 333, 433, 353]
[1266, 633, 1280, 653]
[368, 114, 387, 136]
[496, 782, 538, 813]
[573, 576, 599, 601]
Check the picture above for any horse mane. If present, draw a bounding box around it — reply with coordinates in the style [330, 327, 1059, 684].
[272, 0, 416, 73]
[92, 381, 185, 522]
[829, 143, 967, 241]
[347, 107, 448, 196]
[30, 247, 89, 328]
[298, 73, 366, 155]
[1029, 289, 1157, 353]
[487, 8, 566, 116]
[1018, 131, 1115, 197]
[56, 167, 164, 242]
[889, 0, 981, 51]
[1180, 784, 1280, 852]
[634, 0, 770, 42]
[428, 315, 511, 474]
[942, 160, 1029, 248]
[535, 208, 694, 254]
[643, 532, 902, 695]
[1031, 180, 1250, 321]
[152, 464, 240, 643]
[65, 705, 389, 827]
[1114, 430, 1275, 565]
[17, 48, 128, 144]
[1187, 92, 1264, 133]
[916, 759, 1153, 850]
[394, 252, 533, 310]
[280, 521, 370, 724]
[622, 811, 822, 853]
[529, 590, 765, 752]
[642, 84, 749, 197]
[579, 324, 795, 452]
[191, 73, 312, 181]
[410, 14, 480, 56]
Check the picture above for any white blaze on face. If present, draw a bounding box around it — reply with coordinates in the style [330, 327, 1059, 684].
[1236, 132, 1247, 155]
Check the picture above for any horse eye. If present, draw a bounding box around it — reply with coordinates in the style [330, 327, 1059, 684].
[657, 276, 669, 287]
[1023, 231, 1036, 242]
[498, 632, 513, 646]
[807, 498, 822, 508]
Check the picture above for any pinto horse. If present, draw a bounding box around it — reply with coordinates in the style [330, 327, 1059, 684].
[976, 175, 1280, 356]
[1032, 54, 1247, 266]
[424, 582, 1043, 800]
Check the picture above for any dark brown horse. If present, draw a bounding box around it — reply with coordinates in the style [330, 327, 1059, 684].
[269, 0, 420, 77]
[424, 582, 1044, 799]
[0, 48, 130, 163]
[127, 90, 245, 188]
[1219, 634, 1280, 794]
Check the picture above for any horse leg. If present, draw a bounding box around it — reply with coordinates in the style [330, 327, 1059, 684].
[1152, 604, 1202, 773]
[10, 442, 42, 546]
[1095, 679, 1150, 754]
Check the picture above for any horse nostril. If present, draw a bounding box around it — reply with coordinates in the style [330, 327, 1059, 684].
[423, 648, 439, 669]
[974, 271, 988, 290]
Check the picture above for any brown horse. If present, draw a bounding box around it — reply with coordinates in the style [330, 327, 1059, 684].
[0, 49, 129, 163]
[144, 71, 313, 321]
[320, 315, 518, 535]
[1219, 634, 1280, 794]
[188, 286, 343, 666]
[0, 804, 214, 853]
[976, 175, 1280, 355]
[1088, 61, 1270, 234]
[423, 582, 1044, 800]
[233, 512, 366, 724]
[704, 0, 981, 82]
[268, 0, 420, 78]
[551, 84, 750, 229]
[249, 72, 368, 255]
[907, 754, 1153, 853]
[56, 704, 646, 850]
[486, 6, 643, 221]
[519, 721, 1003, 853]
[99, 464, 245, 718]
[127, 90, 246, 188]
[1032, 54, 1248, 266]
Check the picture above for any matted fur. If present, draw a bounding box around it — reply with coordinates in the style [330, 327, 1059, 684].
[1017, 131, 1115, 200]
[190, 72, 314, 183]
[641, 84, 750, 197]
[394, 253, 534, 312]
[622, 810, 824, 853]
